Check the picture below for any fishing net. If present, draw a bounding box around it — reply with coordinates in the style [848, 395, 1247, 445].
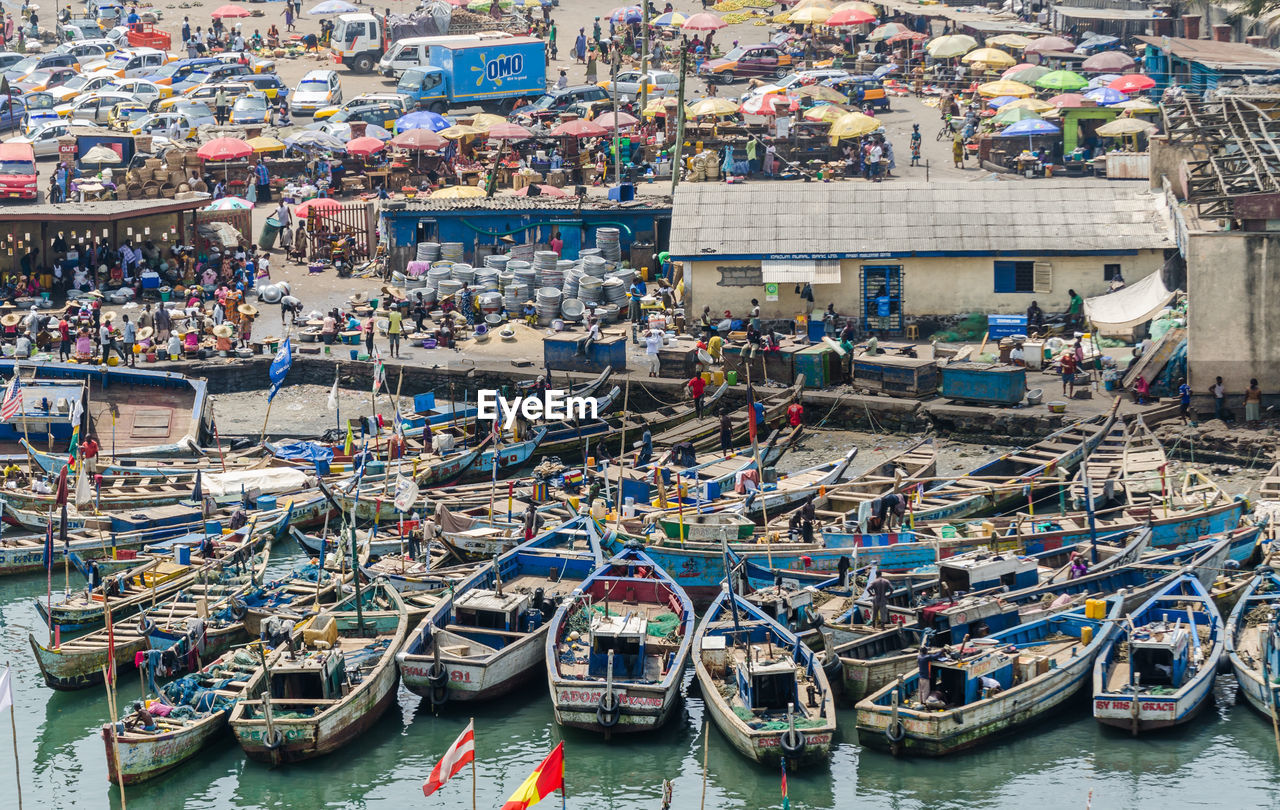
[648, 612, 680, 639]
[730, 706, 826, 730]
[1245, 605, 1274, 628]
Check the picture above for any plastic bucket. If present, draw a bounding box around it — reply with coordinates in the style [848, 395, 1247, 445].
[726, 371, 738, 385]
[349, 349, 358, 360]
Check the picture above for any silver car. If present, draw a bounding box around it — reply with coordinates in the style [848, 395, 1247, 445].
[290, 69, 342, 116]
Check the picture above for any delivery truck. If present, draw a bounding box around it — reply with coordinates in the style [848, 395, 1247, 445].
[396, 38, 547, 113]
[330, 10, 522, 74]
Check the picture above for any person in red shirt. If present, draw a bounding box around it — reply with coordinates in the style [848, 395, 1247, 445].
[787, 402, 804, 428]
[81, 436, 100, 475]
[1061, 351, 1078, 397]
[686, 375, 706, 418]
[58, 318, 71, 362]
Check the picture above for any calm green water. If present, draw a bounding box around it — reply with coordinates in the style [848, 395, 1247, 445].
[3, 547, 1280, 810]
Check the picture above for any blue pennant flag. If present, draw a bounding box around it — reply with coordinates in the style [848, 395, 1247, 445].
[268, 338, 293, 403]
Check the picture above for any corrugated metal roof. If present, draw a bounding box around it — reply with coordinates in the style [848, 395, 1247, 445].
[1136, 35, 1280, 70]
[388, 195, 672, 214]
[669, 180, 1173, 258]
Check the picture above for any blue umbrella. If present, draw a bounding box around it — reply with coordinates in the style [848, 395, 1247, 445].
[987, 95, 1018, 109]
[609, 5, 641, 23]
[395, 110, 450, 133]
[1084, 87, 1125, 105]
[308, 0, 358, 12]
[997, 118, 1061, 137]
[872, 63, 898, 79]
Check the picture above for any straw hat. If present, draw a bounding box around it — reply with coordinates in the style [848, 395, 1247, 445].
[381, 285, 405, 300]
[0, 313, 20, 327]
[137, 326, 154, 341]
[350, 291, 369, 305]
[213, 323, 235, 338]
[238, 303, 258, 318]
[102, 311, 117, 322]
[0, 303, 15, 312]
[87, 290, 105, 299]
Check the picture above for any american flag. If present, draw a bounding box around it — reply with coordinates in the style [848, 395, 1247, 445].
[0, 372, 21, 422]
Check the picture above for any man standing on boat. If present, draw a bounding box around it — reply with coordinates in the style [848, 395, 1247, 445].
[81, 435, 99, 476]
[867, 571, 892, 628]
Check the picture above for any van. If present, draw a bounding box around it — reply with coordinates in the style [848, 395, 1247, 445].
[376, 32, 511, 78]
[0, 142, 38, 200]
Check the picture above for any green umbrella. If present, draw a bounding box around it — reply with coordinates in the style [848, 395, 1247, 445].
[993, 107, 1043, 125]
[1003, 65, 1050, 85]
[1034, 70, 1089, 91]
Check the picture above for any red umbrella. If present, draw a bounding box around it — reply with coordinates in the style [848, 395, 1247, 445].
[346, 136, 385, 156]
[211, 4, 251, 18]
[295, 198, 341, 218]
[391, 128, 446, 150]
[1109, 73, 1155, 93]
[827, 8, 876, 26]
[197, 137, 253, 161]
[1081, 51, 1136, 73]
[1046, 93, 1086, 108]
[681, 12, 726, 31]
[739, 94, 798, 116]
[487, 122, 534, 140]
[886, 30, 927, 44]
[594, 111, 638, 130]
[511, 184, 569, 197]
[551, 119, 608, 138]
[1024, 36, 1074, 54]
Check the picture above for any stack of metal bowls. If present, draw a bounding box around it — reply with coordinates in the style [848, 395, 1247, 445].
[437, 278, 463, 300]
[475, 267, 500, 293]
[416, 242, 441, 262]
[511, 261, 536, 292]
[451, 263, 475, 286]
[577, 275, 604, 307]
[597, 228, 621, 267]
[440, 242, 465, 263]
[602, 277, 627, 307]
[485, 254, 509, 274]
[533, 251, 559, 289]
[535, 286, 562, 325]
[561, 297, 586, 323]
[426, 264, 453, 295]
[476, 291, 504, 316]
[503, 282, 528, 313]
[561, 263, 582, 301]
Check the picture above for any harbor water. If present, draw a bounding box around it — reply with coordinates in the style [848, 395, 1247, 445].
[1, 431, 1277, 809]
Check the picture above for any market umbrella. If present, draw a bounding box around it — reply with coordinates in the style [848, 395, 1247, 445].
[1095, 117, 1157, 137]
[308, 0, 358, 12]
[438, 124, 483, 140]
[868, 22, 911, 42]
[686, 97, 740, 118]
[390, 128, 446, 150]
[431, 185, 485, 199]
[681, 12, 726, 30]
[295, 198, 342, 217]
[1081, 50, 1135, 73]
[82, 145, 123, 165]
[1024, 36, 1073, 55]
[550, 118, 609, 136]
[787, 6, 832, 24]
[1003, 65, 1050, 84]
[346, 136, 385, 156]
[828, 111, 880, 141]
[609, 5, 641, 23]
[642, 97, 681, 117]
[827, 8, 875, 25]
[1003, 97, 1053, 113]
[1083, 87, 1125, 105]
[887, 30, 927, 44]
[211, 4, 251, 18]
[1034, 70, 1089, 91]
[1046, 93, 1086, 108]
[197, 137, 253, 161]
[285, 130, 346, 150]
[789, 83, 847, 103]
[926, 34, 978, 59]
[487, 121, 533, 139]
[466, 0, 513, 11]
[976, 80, 1034, 98]
[962, 47, 1016, 68]
[793, 0, 833, 9]
[987, 34, 1033, 49]
[987, 95, 1018, 109]
[1087, 73, 1121, 89]
[739, 94, 798, 116]
[395, 110, 450, 133]
[997, 118, 1060, 137]
[993, 106, 1042, 125]
[1112, 98, 1159, 114]
[202, 196, 253, 211]
[802, 103, 849, 123]
[594, 111, 638, 130]
[1109, 73, 1155, 93]
[653, 11, 686, 26]
[469, 113, 508, 130]
[834, 1, 879, 13]
[247, 135, 286, 153]
[510, 183, 569, 197]
[364, 124, 394, 141]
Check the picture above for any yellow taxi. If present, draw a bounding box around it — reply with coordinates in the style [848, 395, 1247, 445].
[108, 101, 149, 130]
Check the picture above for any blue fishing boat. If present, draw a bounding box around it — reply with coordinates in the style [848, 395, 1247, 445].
[1226, 567, 1280, 723]
[1092, 572, 1224, 733]
[397, 515, 605, 704]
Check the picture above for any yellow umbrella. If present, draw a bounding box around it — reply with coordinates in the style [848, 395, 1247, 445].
[1112, 98, 1159, 114]
[1003, 97, 1054, 112]
[976, 79, 1035, 98]
[926, 34, 978, 59]
[803, 104, 850, 123]
[962, 47, 1016, 68]
[790, 84, 847, 103]
[788, 6, 832, 24]
[1095, 118, 1157, 137]
[793, 0, 833, 8]
[439, 124, 483, 140]
[469, 113, 507, 130]
[828, 111, 880, 142]
[431, 185, 485, 199]
[987, 34, 1033, 49]
[834, 1, 879, 13]
[686, 98, 740, 118]
[643, 96, 682, 117]
[247, 135, 286, 153]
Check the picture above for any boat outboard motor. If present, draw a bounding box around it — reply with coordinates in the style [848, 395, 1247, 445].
[533, 587, 546, 614]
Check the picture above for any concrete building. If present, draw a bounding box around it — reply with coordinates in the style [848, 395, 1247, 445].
[669, 182, 1174, 335]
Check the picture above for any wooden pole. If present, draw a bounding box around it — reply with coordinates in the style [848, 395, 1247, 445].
[6, 661, 21, 810]
[210, 402, 226, 472]
[470, 716, 477, 810]
[699, 719, 709, 810]
[258, 398, 274, 444]
[670, 48, 689, 198]
[101, 663, 126, 810]
[612, 380, 630, 529]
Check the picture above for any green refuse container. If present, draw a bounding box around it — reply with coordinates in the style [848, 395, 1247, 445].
[259, 217, 281, 251]
[726, 370, 738, 385]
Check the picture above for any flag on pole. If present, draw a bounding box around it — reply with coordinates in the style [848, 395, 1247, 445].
[372, 351, 386, 396]
[501, 742, 564, 810]
[0, 665, 12, 712]
[780, 757, 790, 810]
[267, 337, 293, 403]
[0, 368, 22, 422]
[74, 459, 91, 511]
[343, 422, 354, 456]
[327, 372, 339, 412]
[422, 720, 475, 797]
[42, 513, 53, 572]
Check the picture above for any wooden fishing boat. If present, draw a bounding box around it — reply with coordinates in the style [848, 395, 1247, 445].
[693, 587, 836, 766]
[526, 385, 625, 458]
[1069, 418, 1129, 510]
[545, 545, 694, 736]
[21, 439, 276, 482]
[855, 598, 1122, 756]
[1225, 567, 1280, 723]
[103, 646, 258, 785]
[1092, 572, 1224, 733]
[434, 502, 573, 562]
[1118, 417, 1167, 505]
[653, 377, 803, 453]
[0, 507, 203, 576]
[397, 515, 604, 704]
[228, 582, 408, 764]
[738, 441, 864, 521]
[1258, 458, 1280, 521]
[658, 512, 756, 542]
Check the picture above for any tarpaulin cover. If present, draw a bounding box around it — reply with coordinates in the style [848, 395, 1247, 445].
[203, 468, 311, 499]
[1083, 270, 1176, 336]
[272, 442, 335, 463]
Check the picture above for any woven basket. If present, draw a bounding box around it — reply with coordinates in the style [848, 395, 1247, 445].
[142, 186, 159, 199]
[134, 167, 153, 182]
[168, 170, 185, 186]
[145, 158, 162, 170]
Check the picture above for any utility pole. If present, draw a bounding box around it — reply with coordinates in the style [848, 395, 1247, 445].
[639, 0, 650, 116]
[669, 45, 688, 198]
[610, 42, 621, 188]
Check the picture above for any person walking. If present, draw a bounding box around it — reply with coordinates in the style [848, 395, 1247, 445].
[644, 326, 661, 377]
[120, 314, 136, 367]
[363, 314, 376, 357]
[910, 123, 922, 167]
[284, 5, 295, 32]
[686, 374, 706, 418]
[1179, 377, 1193, 424]
[1211, 376, 1227, 422]
[1061, 350, 1077, 398]
[867, 571, 892, 628]
[386, 302, 403, 358]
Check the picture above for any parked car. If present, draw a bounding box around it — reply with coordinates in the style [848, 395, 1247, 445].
[211, 51, 275, 74]
[745, 68, 849, 99]
[156, 99, 216, 123]
[598, 69, 679, 102]
[107, 101, 150, 130]
[290, 69, 342, 115]
[14, 67, 78, 95]
[54, 40, 116, 64]
[110, 78, 171, 106]
[699, 44, 793, 83]
[48, 72, 117, 103]
[326, 101, 400, 129]
[313, 92, 405, 122]
[245, 73, 290, 102]
[130, 111, 201, 139]
[230, 94, 273, 126]
[18, 93, 57, 132]
[513, 84, 608, 122]
[6, 121, 71, 158]
[0, 52, 22, 72]
[0, 95, 27, 131]
[156, 57, 220, 90]
[826, 75, 890, 111]
[4, 53, 79, 84]
[94, 47, 169, 79]
[54, 91, 137, 125]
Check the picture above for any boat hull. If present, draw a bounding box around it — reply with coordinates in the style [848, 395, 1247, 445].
[702, 691, 832, 766]
[104, 712, 229, 785]
[29, 632, 147, 691]
[401, 631, 545, 703]
[548, 678, 681, 734]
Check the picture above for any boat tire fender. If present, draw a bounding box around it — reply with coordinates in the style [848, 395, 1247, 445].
[884, 720, 906, 744]
[229, 598, 248, 621]
[427, 662, 449, 688]
[597, 693, 620, 728]
[138, 616, 155, 636]
[264, 729, 285, 751]
[429, 685, 448, 706]
[779, 728, 805, 757]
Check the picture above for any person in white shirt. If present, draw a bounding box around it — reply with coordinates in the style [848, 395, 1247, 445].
[869, 143, 883, 182]
[644, 327, 662, 377]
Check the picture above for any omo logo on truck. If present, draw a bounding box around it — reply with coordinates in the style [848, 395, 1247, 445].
[473, 51, 525, 87]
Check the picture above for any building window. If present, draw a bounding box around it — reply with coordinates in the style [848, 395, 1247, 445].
[1104, 263, 1123, 281]
[994, 261, 1035, 293]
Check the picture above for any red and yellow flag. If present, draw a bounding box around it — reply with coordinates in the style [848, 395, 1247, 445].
[501, 742, 564, 810]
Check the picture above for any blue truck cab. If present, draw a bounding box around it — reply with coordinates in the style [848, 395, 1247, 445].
[396, 37, 547, 113]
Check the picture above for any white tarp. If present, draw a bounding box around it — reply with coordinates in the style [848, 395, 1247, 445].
[1083, 270, 1176, 336]
[203, 468, 311, 499]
